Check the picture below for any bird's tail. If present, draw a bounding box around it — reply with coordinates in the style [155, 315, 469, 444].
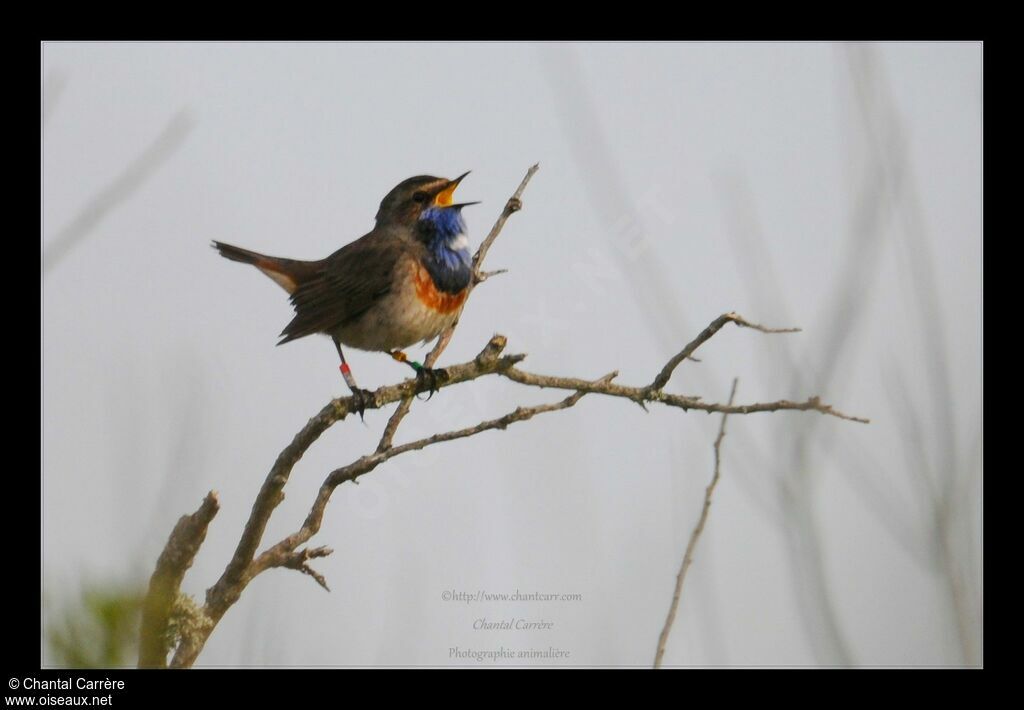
[212, 240, 266, 266]
[211, 240, 314, 295]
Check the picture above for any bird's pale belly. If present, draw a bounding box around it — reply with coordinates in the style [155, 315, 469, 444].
[333, 261, 468, 352]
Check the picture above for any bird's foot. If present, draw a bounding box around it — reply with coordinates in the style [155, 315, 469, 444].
[414, 366, 450, 400]
[347, 387, 376, 420]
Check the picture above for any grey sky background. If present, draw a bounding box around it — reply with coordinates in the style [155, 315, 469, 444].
[42, 42, 981, 666]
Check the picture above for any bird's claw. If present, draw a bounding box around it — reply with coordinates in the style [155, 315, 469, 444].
[348, 387, 375, 420]
[415, 367, 449, 400]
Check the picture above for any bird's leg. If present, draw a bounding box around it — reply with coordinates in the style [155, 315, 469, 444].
[390, 350, 449, 399]
[334, 339, 374, 418]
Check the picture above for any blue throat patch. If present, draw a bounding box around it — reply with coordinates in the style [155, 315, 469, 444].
[419, 207, 472, 294]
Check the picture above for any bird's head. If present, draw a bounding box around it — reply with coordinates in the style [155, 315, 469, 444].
[375, 172, 478, 231]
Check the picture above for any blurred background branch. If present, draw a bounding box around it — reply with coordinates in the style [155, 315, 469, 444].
[42, 69, 68, 127]
[43, 109, 194, 275]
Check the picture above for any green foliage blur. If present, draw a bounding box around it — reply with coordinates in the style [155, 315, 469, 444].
[45, 584, 144, 668]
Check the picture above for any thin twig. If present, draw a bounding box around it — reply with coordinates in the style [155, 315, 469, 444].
[654, 379, 738, 668]
[472, 163, 539, 278]
[280, 546, 334, 592]
[650, 312, 799, 392]
[504, 362, 866, 424]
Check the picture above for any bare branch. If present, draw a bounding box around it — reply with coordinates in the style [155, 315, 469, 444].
[168, 335, 524, 667]
[248, 312, 864, 614]
[338, 373, 616, 486]
[280, 546, 334, 592]
[211, 340, 518, 600]
[138, 491, 219, 668]
[162, 304, 866, 667]
[650, 312, 800, 392]
[251, 373, 616, 584]
[170, 363, 612, 667]
[654, 379, 738, 668]
[472, 163, 539, 277]
[476, 268, 508, 282]
[502, 312, 863, 425]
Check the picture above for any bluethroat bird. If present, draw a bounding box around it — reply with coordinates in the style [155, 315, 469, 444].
[212, 172, 479, 415]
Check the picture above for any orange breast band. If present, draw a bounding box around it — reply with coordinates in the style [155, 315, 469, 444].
[415, 265, 469, 313]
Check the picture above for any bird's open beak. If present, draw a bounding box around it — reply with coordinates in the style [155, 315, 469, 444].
[434, 171, 472, 207]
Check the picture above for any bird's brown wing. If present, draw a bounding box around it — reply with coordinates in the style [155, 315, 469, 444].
[278, 232, 407, 345]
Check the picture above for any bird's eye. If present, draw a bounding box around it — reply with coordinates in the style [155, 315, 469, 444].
[412, 191, 430, 204]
